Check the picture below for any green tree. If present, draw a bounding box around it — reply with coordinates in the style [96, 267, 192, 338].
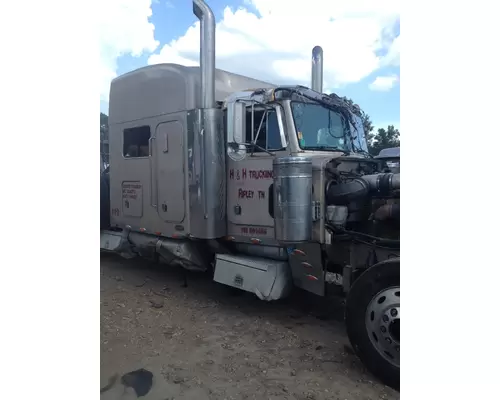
[334, 96, 399, 155]
[100, 112, 108, 141]
[339, 97, 374, 145]
[371, 125, 400, 156]
[100, 112, 109, 163]
[360, 111, 374, 145]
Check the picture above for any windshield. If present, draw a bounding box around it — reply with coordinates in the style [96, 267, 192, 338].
[291, 102, 351, 151]
[350, 114, 369, 153]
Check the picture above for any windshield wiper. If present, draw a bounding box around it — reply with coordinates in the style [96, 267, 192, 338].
[303, 146, 350, 155]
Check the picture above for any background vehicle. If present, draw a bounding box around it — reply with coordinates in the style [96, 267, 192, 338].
[376, 147, 400, 173]
[100, 0, 400, 389]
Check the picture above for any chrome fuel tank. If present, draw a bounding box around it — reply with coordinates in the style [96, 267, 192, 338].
[272, 156, 313, 242]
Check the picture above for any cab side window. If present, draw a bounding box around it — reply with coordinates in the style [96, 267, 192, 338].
[245, 108, 282, 152]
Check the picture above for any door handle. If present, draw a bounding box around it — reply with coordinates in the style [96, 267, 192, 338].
[148, 136, 154, 157]
[163, 131, 169, 153]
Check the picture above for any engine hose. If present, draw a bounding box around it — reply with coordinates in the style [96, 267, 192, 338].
[373, 203, 400, 221]
[325, 178, 369, 205]
[325, 223, 400, 248]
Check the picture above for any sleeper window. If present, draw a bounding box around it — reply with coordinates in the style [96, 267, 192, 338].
[123, 126, 151, 158]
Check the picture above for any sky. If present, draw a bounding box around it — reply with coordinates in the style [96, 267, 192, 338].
[99, 0, 400, 130]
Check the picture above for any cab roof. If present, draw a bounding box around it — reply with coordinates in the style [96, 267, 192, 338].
[109, 63, 276, 124]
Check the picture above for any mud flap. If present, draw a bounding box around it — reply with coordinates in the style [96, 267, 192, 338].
[287, 243, 325, 296]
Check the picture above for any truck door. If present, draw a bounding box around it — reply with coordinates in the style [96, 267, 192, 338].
[155, 120, 186, 223]
[227, 105, 288, 231]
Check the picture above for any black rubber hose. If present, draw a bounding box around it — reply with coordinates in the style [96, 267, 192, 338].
[361, 173, 400, 193]
[326, 178, 369, 205]
[373, 204, 400, 221]
[325, 223, 400, 248]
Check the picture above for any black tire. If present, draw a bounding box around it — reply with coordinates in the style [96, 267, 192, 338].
[345, 259, 400, 390]
[100, 173, 111, 229]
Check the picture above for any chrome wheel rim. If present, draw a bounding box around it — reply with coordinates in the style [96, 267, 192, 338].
[365, 286, 400, 367]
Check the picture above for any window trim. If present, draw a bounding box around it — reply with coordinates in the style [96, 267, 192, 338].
[122, 125, 152, 159]
[245, 103, 287, 153]
[290, 101, 351, 152]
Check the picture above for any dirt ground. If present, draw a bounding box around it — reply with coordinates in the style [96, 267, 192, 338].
[100, 255, 399, 400]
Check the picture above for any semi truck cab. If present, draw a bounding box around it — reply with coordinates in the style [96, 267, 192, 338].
[100, 0, 400, 389]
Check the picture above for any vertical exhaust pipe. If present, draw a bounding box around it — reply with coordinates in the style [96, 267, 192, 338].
[311, 45, 323, 93]
[193, 0, 216, 109]
[191, 0, 226, 239]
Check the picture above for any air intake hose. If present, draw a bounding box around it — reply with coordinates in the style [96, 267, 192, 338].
[373, 203, 400, 221]
[326, 178, 369, 205]
[361, 173, 400, 193]
[326, 173, 400, 205]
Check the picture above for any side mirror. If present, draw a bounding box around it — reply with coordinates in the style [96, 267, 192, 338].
[227, 101, 246, 144]
[226, 100, 247, 161]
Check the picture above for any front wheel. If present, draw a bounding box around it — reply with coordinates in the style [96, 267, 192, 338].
[345, 259, 400, 390]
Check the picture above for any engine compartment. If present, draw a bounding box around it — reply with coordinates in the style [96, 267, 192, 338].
[321, 157, 400, 275]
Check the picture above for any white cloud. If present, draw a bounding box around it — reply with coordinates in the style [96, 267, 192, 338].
[382, 35, 400, 66]
[148, 0, 400, 89]
[369, 75, 399, 91]
[99, 0, 159, 101]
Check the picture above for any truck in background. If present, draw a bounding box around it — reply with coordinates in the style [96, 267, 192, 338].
[376, 147, 400, 173]
[100, 0, 400, 389]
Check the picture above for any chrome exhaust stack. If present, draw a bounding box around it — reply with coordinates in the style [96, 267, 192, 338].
[191, 0, 227, 239]
[311, 45, 323, 93]
[193, 0, 216, 108]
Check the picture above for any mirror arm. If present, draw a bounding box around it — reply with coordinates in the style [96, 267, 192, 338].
[241, 142, 274, 156]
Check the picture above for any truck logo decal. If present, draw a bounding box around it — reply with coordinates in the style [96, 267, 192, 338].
[237, 189, 266, 199]
[229, 168, 273, 180]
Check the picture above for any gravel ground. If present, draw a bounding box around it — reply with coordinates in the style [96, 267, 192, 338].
[100, 254, 399, 400]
